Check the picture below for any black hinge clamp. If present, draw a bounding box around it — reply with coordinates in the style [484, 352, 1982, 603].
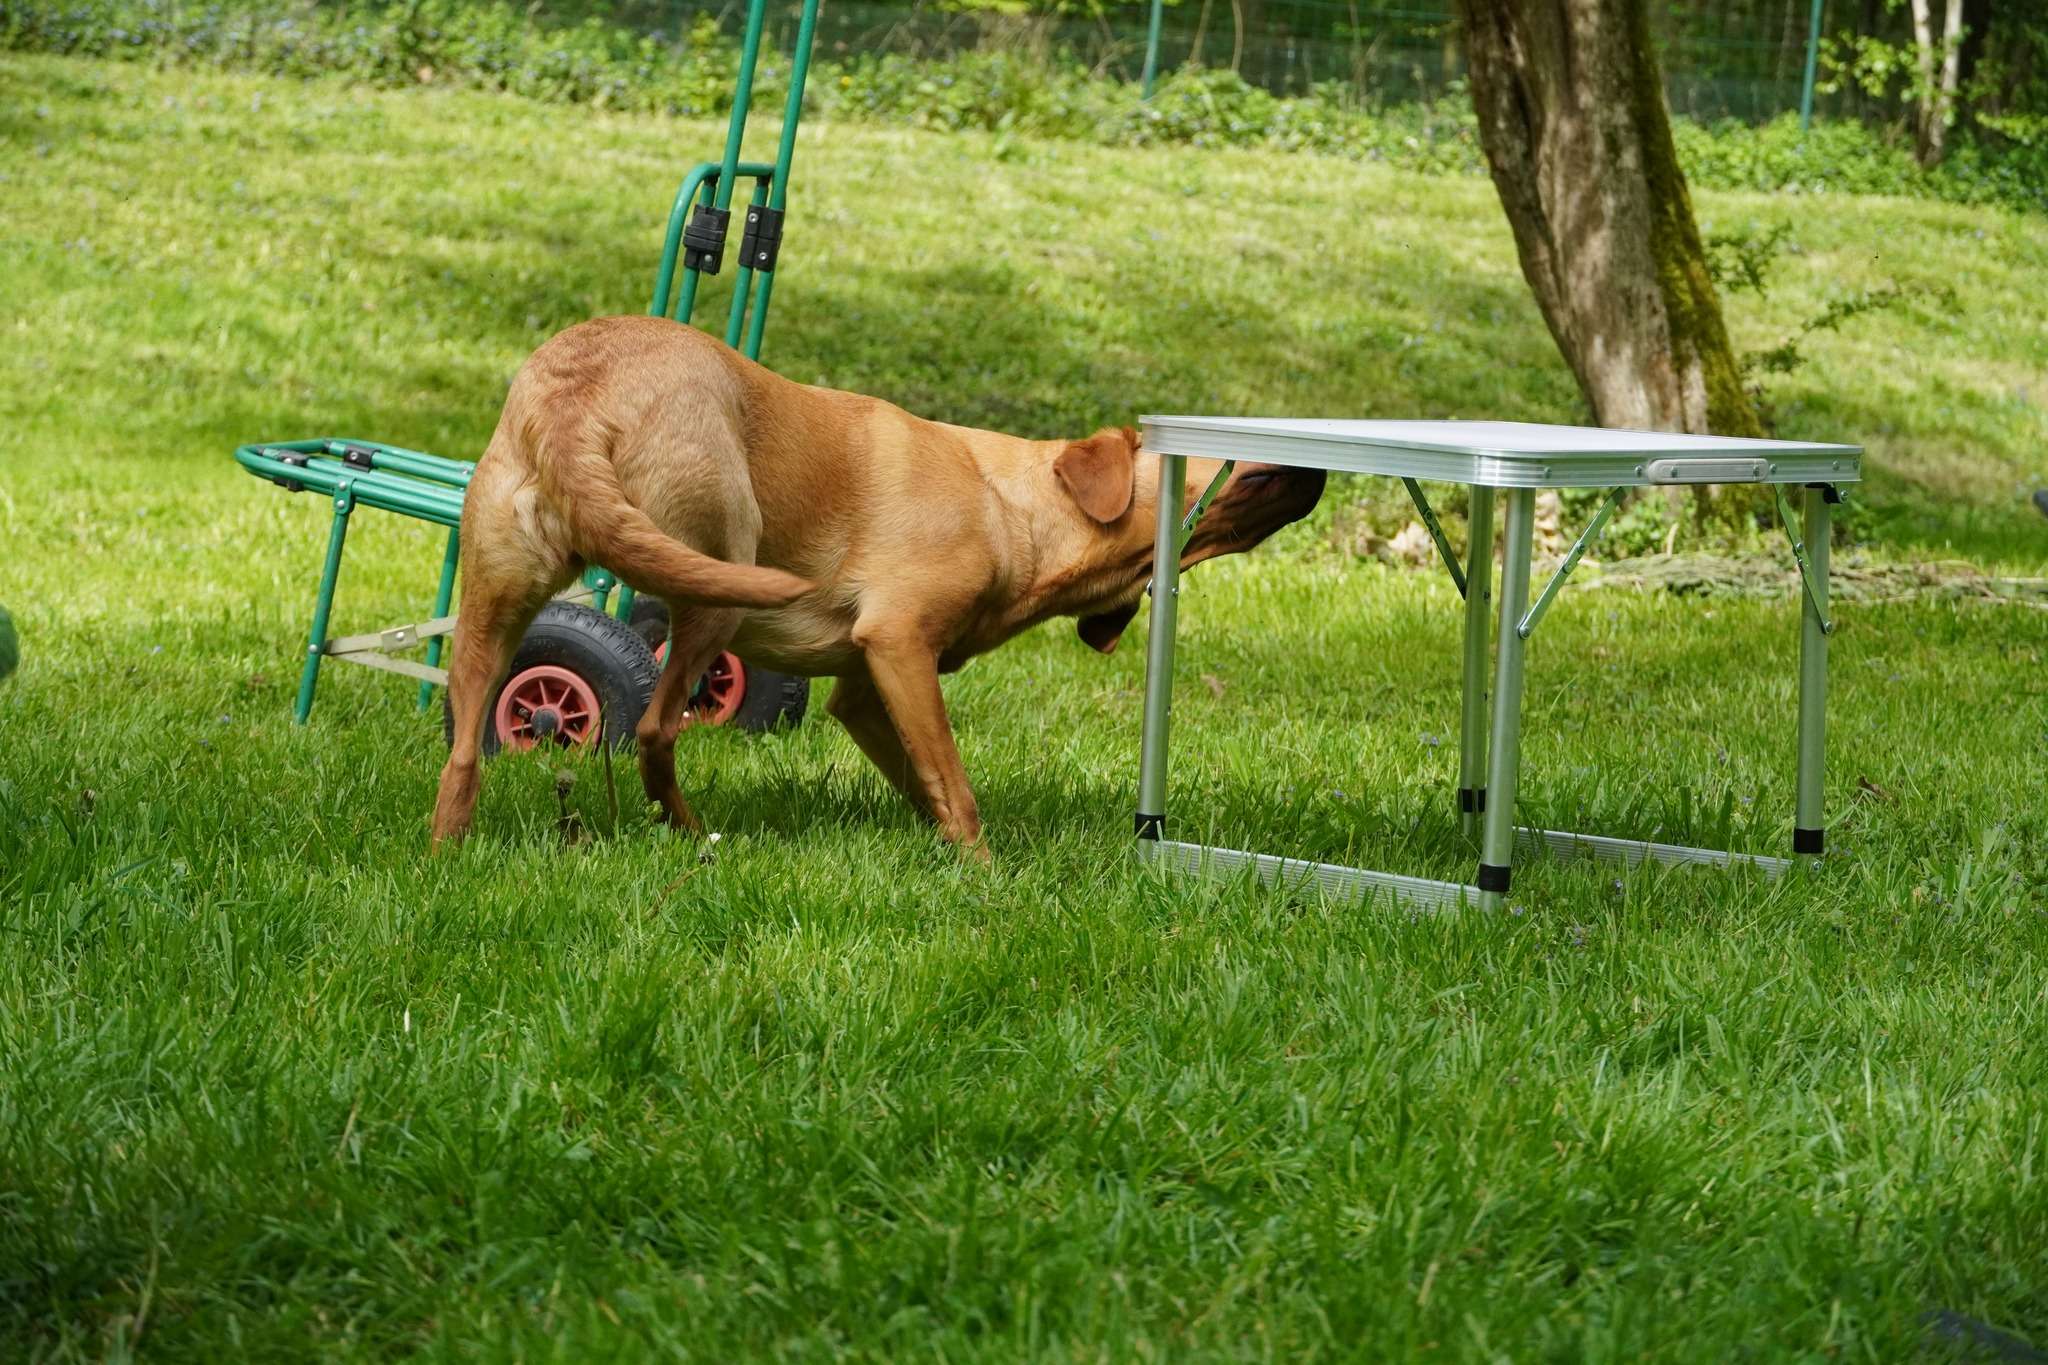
[682, 205, 730, 274]
[338, 444, 375, 471]
[738, 205, 784, 273]
[269, 449, 309, 493]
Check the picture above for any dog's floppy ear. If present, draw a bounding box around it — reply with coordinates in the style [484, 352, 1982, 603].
[1078, 601, 1140, 654]
[1054, 426, 1139, 524]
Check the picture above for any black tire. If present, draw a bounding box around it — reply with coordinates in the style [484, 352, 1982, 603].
[622, 596, 810, 734]
[444, 602, 659, 756]
[626, 594, 671, 653]
[730, 665, 809, 733]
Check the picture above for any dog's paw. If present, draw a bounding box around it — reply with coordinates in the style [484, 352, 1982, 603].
[651, 794, 706, 835]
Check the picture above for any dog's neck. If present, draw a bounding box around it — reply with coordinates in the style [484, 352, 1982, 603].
[976, 438, 1141, 637]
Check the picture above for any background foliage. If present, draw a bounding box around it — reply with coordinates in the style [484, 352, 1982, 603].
[6, 0, 2046, 213]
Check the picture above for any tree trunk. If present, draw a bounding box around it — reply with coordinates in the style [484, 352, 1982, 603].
[1458, 0, 1763, 441]
[1912, 0, 1939, 158]
[1910, 0, 1965, 166]
[1938, 0, 1965, 131]
[1956, 0, 1992, 104]
[1189, 0, 1214, 69]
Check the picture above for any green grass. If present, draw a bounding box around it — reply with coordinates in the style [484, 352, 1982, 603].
[4, 54, 2048, 1360]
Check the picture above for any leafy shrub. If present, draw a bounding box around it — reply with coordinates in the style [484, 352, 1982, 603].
[825, 49, 1115, 136]
[1, 0, 748, 114]
[1673, 112, 2048, 213]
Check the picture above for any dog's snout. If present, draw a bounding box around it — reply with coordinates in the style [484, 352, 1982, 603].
[1229, 462, 1325, 514]
[1233, 462, 1320, 492]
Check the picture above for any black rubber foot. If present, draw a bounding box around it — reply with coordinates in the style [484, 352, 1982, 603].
[1794, 827, 1825, 855]
[1477, 862, 1512, 894]
[1135, 812, 1163, 841]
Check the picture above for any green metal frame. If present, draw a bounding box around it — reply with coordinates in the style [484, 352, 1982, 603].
[1799, 0, 1825, 134]
[1140, 0, 1166, 99]
[237, 0, 822, 723]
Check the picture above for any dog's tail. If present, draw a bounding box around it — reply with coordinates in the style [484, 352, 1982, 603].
[526, 408, 811, 611]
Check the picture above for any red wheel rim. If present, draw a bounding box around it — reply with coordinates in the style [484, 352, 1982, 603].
[655, 645, 748, 726]
[493, 664, 601, 749]
[693, 651, 747, 725]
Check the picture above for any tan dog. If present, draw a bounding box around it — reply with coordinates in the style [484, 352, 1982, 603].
[430, 316, 1324, 853]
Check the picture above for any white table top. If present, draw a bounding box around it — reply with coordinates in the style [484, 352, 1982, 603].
[1139, 417, 1862, 489]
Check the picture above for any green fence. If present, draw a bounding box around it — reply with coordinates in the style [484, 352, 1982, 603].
[526, 0, 1861, 121]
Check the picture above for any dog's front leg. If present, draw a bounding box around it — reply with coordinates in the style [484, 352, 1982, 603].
[825, 671, 932, 819]
[852, 627, 988, 860]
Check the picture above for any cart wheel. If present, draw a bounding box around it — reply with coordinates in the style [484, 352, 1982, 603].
[627, 595, 671, 653]
[445, 602, 658, 756]
[730, 662, 810, 733]
[632, 597, 810, 733]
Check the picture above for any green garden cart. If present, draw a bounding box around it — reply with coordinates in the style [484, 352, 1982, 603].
[236, 0, 820, 751]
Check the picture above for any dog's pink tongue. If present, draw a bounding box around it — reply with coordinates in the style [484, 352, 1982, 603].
[1078, 604, 1138, 654]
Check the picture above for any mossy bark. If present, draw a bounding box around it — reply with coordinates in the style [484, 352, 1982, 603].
[1458, 0, 1764, 450]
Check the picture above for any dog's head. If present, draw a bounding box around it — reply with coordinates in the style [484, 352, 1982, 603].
[1049, 426, 1325, 654]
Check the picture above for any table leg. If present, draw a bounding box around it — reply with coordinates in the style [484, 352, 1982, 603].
[1794, 485, 1831, 857]
[1457, 486, 1495, 838]
[1136, 454, 1187, 844]
[295, 489, 354, 725]
[1478, 488, 1536, 909]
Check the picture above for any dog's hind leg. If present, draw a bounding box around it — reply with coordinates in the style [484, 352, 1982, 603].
[431, 463, 577, 846]
[430, 577, 553, 847]
[635, 604, 742, 832]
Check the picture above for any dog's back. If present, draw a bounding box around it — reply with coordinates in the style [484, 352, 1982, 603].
[470, 316, 811, 610]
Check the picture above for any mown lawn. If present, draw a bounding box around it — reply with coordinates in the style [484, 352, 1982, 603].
[4, 54, 2048, 1361]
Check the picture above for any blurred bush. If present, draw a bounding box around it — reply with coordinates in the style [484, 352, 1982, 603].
[5, 0, 2041, 213]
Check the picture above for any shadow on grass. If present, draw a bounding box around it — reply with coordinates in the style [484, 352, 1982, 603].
[341, 197, 1559, 441]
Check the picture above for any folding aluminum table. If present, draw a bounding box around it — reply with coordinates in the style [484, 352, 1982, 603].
[1134, 418, 1863, 911]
